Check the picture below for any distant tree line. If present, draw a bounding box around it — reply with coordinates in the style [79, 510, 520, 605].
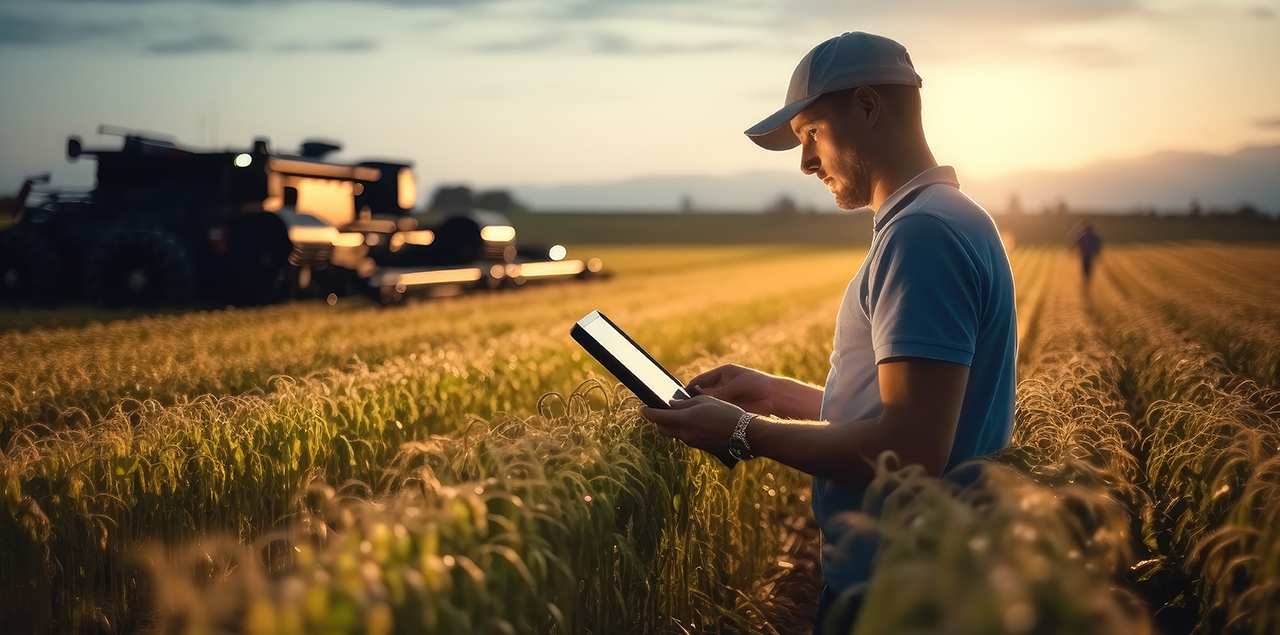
[427, 186, 526, 213]
[1002, 193, 1277, 222]
[766, 193, 824, 215]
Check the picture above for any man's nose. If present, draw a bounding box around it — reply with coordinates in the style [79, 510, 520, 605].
[799, 141, 819, 175]
[800, 149, 820, 175]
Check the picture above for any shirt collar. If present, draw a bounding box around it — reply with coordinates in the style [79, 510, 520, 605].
[872, 165, 960, 227]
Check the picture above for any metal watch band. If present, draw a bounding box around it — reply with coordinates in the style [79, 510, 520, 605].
[729, 412, 756, 461]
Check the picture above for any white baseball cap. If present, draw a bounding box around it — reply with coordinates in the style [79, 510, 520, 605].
[745, 32, 923, 151]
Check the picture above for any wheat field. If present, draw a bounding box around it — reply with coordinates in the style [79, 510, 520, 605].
[2, 243, 1279, 635]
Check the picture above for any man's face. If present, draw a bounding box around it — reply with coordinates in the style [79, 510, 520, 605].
[790, 97, 874, 211]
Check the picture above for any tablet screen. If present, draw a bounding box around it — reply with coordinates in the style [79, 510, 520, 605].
[577, 311, 689, 404]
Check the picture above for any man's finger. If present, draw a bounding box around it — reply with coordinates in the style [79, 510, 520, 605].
[688, 366, 729, 388]
[641, 407, 679, 427]
[644, 415, 683, 440]
[667, 396, 706, 409]
[696, 383, 728, 400]
[698, 381, 750, 404]
[643, 405, 687, 424]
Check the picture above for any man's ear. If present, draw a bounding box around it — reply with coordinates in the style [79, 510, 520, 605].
[852, 86, 881, 127]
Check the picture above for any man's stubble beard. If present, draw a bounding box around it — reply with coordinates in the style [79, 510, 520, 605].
[833, 152, 875, 211]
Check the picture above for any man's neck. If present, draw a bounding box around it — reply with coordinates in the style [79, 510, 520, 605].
[869, 145, 939, 212]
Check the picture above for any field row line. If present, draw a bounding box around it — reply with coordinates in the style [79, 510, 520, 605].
[1085, 254, 1280, 633]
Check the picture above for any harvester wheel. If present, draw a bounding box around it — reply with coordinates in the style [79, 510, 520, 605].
[0, 229, 62, 306]
[224, 213, 294, 305]
[432, 216, 483, 266]
[84, 228, 196, 307]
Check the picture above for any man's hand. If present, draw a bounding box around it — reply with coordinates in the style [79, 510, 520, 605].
[690, 364, 823, 420]
[641, 396, 745, 456]
[688, 364, 775, 413]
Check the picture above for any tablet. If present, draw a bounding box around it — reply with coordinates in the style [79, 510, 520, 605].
[571, 310, 738, 468]
[571, 310, 691, 409]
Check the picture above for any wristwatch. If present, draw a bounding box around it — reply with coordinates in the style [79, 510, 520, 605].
[728, 412, 757, 461]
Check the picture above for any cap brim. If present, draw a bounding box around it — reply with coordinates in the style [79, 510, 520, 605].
[744, 95, 820, 151]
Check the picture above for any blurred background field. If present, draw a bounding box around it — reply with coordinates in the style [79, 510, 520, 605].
[3, 238, 1280, 634]
[505, 210, 1280, 247]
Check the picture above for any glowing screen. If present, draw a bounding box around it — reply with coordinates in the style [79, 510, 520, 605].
[577, 311, 688, 404]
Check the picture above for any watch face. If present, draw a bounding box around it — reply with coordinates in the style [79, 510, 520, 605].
[727, 442, 745, 461]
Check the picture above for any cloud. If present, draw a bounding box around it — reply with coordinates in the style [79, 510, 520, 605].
[145, 31, 242, 54]
[33, 0, 1142, 27]
[43, 0, 486, 5]
[470, 33, 564, 54]
[470, 30, 746, 56]
[786, 0, 1142, 28]
[0, 5, 373, 55]
[271, 38, 379, 53]
[1256, 117, 1280, 129]
[0, 12, 141, 45]
[986, 0, 1140, 23]
[588, 32, 744, 55]
[543, 0, 744, 24]
[327, 38, 377, 52]
[0, 7, 235, 53]
[535, 0, 1144, 29]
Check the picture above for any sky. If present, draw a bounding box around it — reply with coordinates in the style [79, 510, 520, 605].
[1, 0, 1278, 203]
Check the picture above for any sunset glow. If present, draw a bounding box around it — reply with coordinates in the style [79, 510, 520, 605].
[1, 0, 1276, 207]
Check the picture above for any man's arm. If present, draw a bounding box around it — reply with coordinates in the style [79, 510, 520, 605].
[645, 357, 969, 481]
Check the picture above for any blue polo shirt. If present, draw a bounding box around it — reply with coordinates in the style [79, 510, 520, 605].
[815, 165, 1017, 592]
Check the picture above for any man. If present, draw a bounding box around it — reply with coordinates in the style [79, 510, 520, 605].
[642, 32, 1017, 632]
[1070, 220, 1103, 284]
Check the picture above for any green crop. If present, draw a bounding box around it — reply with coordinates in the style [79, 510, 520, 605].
[2, 243, 1279, 634]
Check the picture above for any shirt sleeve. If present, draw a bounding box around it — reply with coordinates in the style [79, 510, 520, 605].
[866, 213, 981, 366]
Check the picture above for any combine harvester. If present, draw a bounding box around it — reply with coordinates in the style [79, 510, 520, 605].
[0, 126, 603, 307]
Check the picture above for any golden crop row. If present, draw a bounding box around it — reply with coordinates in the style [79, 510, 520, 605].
[1084, 247, 1280, 634]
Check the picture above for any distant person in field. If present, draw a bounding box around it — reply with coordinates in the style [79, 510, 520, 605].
[1070, 220, 1103, 283]
[642, 32, 1017, 633]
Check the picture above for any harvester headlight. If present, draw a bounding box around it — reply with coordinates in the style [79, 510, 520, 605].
[333, 232, 366, 248]
[397, 168, 417, 210]
[401, 230, 434, 246]
[234, 153, 253, 168]
[480, 225, 516, 243]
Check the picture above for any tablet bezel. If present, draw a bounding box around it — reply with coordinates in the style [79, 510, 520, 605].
[570, 310, 690, 409]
